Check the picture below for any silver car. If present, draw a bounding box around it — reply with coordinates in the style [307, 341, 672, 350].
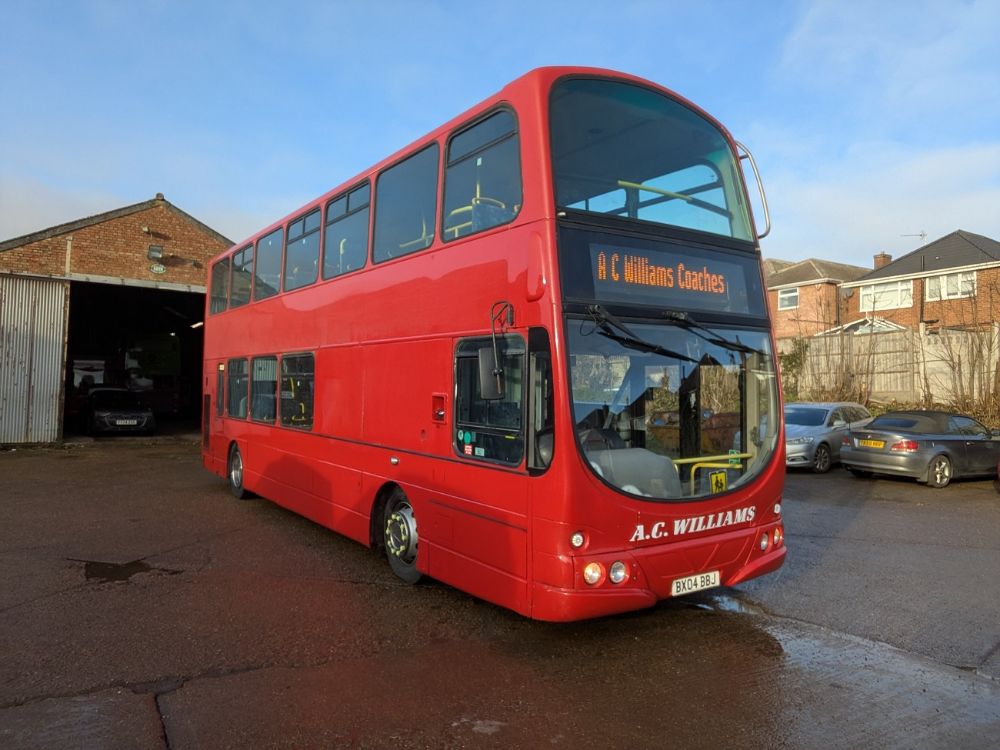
[841, 410, 1000, 488]
[784, 402, 872, 473]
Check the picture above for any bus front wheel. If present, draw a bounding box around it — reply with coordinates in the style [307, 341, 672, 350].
[384, 489, 421, 584]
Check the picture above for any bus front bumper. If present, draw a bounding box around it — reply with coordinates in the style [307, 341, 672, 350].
[530, 525, 786, 622]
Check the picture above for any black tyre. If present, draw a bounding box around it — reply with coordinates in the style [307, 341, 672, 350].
[228, 444, 252, 499]
[847, 467, 873, 479]
[383, 488, 421, 584]
[812, 443, 832, 474]
[927, 454, 952, 489]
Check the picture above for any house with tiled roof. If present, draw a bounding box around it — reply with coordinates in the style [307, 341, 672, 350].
[765, 257, 871, 339]
[839, 230, 1000, 333]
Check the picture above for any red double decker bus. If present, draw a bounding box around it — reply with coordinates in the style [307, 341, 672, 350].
[201, 67, 784, 621]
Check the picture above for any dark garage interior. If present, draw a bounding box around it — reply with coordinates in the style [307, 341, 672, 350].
[64, 281, 205, 435]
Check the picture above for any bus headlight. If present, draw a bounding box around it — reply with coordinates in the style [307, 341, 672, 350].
[609, 561, 628, 584]
[774, 527, 784, 547]
[570, 531, 586, 549]
[583, 562, 604, 585]
[759, 533, 769, 551]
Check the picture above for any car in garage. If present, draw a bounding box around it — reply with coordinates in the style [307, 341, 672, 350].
[82, 387, 157, 436]
[784, 401, 871, 473]
[840, 410, 1000, 488]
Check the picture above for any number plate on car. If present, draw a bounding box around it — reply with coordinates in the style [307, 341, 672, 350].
[859, 439, 884, 448]
[671, 570, 720, 596]
[116, 419, 138, 426]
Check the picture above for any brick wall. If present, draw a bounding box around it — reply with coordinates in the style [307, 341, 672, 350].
[0, 202, 229, 287]
[769, 282, 845, 339]
[843, 267, 1000, 329]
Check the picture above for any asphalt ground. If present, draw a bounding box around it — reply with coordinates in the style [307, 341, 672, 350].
[1, 438, 998, 749]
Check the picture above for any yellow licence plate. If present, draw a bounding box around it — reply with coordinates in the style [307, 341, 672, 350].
[859, 439, 885, 448]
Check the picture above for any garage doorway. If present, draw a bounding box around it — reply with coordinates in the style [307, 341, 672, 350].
[65, 282, 204, 436]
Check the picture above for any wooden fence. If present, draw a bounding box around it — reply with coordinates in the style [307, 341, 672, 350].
[778, 325, 1000, 405]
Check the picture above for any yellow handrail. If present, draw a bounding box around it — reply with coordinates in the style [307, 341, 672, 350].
[672, 452, 752, 465]
[617, 180, 693, 203]
[688, 462, 743, 494]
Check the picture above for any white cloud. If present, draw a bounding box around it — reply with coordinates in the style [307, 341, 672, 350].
[779, 0, 1000, 131]
[761, 142, 1000, 266]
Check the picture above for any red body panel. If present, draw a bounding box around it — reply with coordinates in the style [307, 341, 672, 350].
[201, 67, 784, 621]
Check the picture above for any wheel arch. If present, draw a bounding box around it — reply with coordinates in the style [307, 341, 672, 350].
[919, 450, 954, 484]
[369, 481, 403, 551]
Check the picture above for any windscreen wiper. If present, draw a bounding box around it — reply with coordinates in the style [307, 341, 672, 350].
[586, 305, 698, 363]
[662, 310, 763, 355]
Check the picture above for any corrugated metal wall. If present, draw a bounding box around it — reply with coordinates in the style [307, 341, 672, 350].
[0, 275, 69, 443]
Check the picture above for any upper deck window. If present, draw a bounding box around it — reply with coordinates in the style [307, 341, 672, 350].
[443, 110, 522, 241]
[253, 227, 284, 301]
[324, 183, 370, 279]
[284, 209, 321, 292]
[550, 78, 753, 242]
[373, 144, 440, 263]
[230, 245, 253, 308]
[210, 257, 230, 314]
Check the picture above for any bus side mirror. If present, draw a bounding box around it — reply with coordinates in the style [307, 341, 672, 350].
[478, 347, 503, 400]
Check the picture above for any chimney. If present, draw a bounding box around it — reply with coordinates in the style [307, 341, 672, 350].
[874, 252, 892, 270]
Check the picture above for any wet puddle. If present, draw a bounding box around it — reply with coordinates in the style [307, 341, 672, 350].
[71, 558, 181, 583]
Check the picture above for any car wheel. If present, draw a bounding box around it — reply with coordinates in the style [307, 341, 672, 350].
[927, 454, 952, 489]
[812, 443, 832, 473]
[384, 488, 421, 584]
[228, 444, 253, 500]
[847, 467, 872, 479]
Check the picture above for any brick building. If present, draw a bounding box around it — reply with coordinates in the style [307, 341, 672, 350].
[0, 194, 231, 443]
[840, 231, 1000, 332]
[765, 258, 870, 339]
[768, 230, 1000, 404]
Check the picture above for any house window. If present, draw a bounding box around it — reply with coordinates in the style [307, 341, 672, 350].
[926, 271, 975, 301]
[777, 288, 799, 310]
[859, 280, 913, 311]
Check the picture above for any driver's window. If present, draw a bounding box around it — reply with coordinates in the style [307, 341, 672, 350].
[454, 336, 525, 465]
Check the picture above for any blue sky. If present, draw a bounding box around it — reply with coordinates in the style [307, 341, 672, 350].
[1, 0, 998, 269]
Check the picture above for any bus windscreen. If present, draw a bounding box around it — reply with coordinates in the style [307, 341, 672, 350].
[551, 77, 754, 242]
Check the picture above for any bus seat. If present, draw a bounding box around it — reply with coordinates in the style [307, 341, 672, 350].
[251, 393, 276, 421]
[472, 199, 511, 231]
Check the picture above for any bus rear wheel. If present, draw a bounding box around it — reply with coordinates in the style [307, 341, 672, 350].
[384, 489, 421, 584]
[228, 444, 252, 500]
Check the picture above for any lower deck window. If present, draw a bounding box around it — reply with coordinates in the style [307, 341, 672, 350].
[250, 356, 278, 423]
[226, 359, 248, 418]
[280, 354, 314, 429]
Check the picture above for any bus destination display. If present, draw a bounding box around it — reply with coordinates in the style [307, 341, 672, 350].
[589, 243, 757, 315]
